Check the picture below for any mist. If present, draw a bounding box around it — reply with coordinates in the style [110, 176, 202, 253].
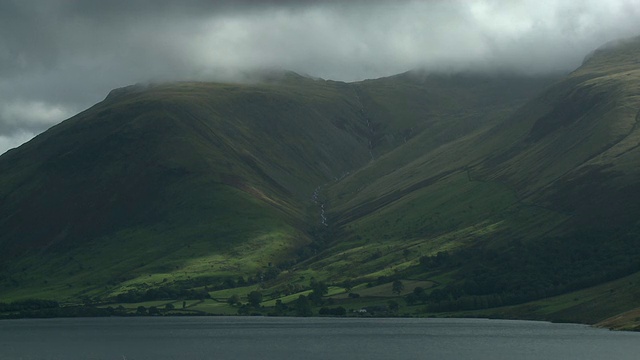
[1, 0, 640, 154]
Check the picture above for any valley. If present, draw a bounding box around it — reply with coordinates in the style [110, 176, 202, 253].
[1, 37, 640, 330]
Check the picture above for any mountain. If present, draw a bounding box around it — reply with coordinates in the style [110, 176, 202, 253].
[1, 37, 639, 328]
[319, 36, 640, 327]
[0, 73, 373, 299]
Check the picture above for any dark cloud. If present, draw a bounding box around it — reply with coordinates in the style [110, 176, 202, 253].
[1, 0, 640, 154]
[0, 1, 58, 76]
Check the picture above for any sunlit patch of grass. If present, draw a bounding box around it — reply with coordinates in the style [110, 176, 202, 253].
[336, 280, 434, 299]
[188, 299, 237, 315]
[260, 290, 314, 307]
[208, 284, 261, 301]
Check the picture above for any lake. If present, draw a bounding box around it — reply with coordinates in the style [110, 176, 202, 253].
[1, 317, 639, 359]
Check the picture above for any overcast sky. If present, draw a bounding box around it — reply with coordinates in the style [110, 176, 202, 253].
[1, 0, 640, 154]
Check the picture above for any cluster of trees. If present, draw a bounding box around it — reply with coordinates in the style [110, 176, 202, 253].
[404, 228, 640, 312]
[135, 305, 163, 316]
[366, 275, 391, 288]
[294, 295, 313, 316]
[247, 291, 263, 307]
[112, 264, 285, 305]
[308, 279, 328, 305]
[0, 301, 125, 319]
[0, 299, 180, 319]
[6, 306, 118, 319]
[319, 306, 346, 316]
[234, 293, 315, 316]
[0, 299, 59, 312]
[147, 265, 282, 296]
[232, 278, 331, 316]
[404, 284, 508, 311]
[392, 280, 404, 294]
[418, 251, 454, 270]
[223, 267, 281, 289]
[115, 286, 210, 303]
[280, 283, 307, 296]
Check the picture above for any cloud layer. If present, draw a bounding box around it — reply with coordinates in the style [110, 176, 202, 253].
[1, 0, 640, 154]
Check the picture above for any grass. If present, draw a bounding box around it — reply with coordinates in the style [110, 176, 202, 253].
[99, 299, 239, 315]
[1, 182, 306, 302]
[208, 284, 261, 300]
[260, 290, 315, 307]
[334, 280, 434, 299]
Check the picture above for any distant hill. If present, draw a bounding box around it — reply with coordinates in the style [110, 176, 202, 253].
[1, 37, 640, 328]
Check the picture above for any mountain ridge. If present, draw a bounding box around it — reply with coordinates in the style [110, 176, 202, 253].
[1, 37, 640, 328]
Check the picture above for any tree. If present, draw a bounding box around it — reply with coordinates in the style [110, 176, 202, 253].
[263, 266, 280, 281]
[309, 279, 329, 305]
[404, 293, 418, 305]
[319, 306, 346, 316]
[148, 306, 160, 316]
[274, 299, 287, 316]
[248, 291, 263, 308]
[223, 278, 237, 289]
[310, 279, 329, 295]
[392, 280, 405, 294]
[387, 300, 399, 312]
[165, 303, 175, 310]
[419, 256, 430, 269]
[136, 306, 147, 315]
[413, 286, 427, 303]
[227, 294, 240, 306]
[294, 295, 313, 317]
[237, 304, 251, 315]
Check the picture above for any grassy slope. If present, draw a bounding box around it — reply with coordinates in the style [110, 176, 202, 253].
[319, 73, 568, 283]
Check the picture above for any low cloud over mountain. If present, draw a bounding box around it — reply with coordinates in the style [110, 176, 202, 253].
[1, 0, 639, 154]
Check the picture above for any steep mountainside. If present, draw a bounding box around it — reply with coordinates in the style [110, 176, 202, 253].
[0, 71, 554, 301]
[1, 37, 639, 328]
[0, 75, 370, 299]
[317, 36, 640, 326]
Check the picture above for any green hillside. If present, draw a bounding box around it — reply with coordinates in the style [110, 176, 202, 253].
[1, 37, 640, 328]
[317, 36, 640, 326]
[0, 76, 362, 297]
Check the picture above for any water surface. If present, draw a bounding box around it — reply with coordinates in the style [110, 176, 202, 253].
[1, 317, 638, 359]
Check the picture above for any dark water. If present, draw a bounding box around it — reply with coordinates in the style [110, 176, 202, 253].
[1, 317, 639, 360]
